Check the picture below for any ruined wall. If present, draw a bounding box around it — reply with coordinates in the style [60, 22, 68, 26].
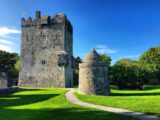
[0, 72, 8, 89]
[18, 12, 73, 88]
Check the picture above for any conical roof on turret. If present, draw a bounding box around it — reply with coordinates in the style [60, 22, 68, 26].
[84, 48, 102, 63]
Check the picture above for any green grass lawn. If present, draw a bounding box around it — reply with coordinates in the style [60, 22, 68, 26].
[75, 85, 160, 117]
[0, 88, 137, 120]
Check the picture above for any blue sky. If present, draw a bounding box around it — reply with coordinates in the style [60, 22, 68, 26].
[0, 0, 160, 64]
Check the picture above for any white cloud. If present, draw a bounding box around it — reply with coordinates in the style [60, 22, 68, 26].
[0, 45, 13, 52]
[0, 39, 16, 46]
[96, 45, 117, 54]
[119, 55, 140, 59]
[0, 26, 20, 53]
[0, 27, 20, 39]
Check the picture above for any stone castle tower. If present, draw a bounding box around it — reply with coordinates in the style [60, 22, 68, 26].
[78, 49, 110, 95]
[18, 11, 73, 88]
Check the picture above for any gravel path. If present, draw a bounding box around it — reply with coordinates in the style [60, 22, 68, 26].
[66, 88, 160, 120]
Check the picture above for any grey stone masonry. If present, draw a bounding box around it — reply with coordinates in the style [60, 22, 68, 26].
[78, 49, 110, 95]
[0, 72, 8, 89]
[18, 11, 73, 88]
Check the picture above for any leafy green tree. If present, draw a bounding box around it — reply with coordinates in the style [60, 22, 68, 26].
[136, 63, 158, 84]
[113, 59, 143, 89]
[99, 54, 111, 65]
[73, 56, 82, 85]
[15, 59, 20, 71]
[0, 50, 19, 78]
[139, 46, 160, 65]
[139, 46, 160, 81]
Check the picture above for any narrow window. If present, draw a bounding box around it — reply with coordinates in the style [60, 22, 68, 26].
[26, 35, 28, 42]
[55, 34, 58, 39]
[41, 60, 46, 65]
[41, 47, 46, 52]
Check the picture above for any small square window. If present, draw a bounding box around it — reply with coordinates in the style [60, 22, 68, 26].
[41, 60, 46, 65]
[41, 47, 47, 52]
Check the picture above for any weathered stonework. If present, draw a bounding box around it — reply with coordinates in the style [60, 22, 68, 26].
[18, 11, 73, 88]
[78, 49, 110, 95]
[0, 72, 8, 89]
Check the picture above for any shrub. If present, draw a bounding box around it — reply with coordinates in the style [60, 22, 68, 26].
[113, 59, 143, 90]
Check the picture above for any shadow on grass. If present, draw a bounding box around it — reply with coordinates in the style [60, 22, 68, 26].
[0, 107, 137, 120]
[111, 92, 160, 96]
[143, 85, 160, 91]
[0, 94, 59, 108]
[111, 85, 160, 91]
[0, 88, 49, 96]
[17, 88, 49, 92]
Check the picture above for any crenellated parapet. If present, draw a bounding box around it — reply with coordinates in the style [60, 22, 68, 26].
[21, 11, 72, 31]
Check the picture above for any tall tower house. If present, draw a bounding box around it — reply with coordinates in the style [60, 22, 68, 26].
[18, 11, 73, 88]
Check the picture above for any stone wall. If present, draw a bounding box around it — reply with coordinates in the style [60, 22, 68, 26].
[18, 11, 73, 88]
[0, 72, 8, 89]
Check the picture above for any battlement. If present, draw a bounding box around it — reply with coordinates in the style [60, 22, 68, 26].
[21, 11, 72, 31]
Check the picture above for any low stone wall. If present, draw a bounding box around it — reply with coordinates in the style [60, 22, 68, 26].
[0, 72, 8, 89]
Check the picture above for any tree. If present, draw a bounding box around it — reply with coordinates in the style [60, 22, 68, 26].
[139, 46, 160, 81]
[139, 46, 160, 65]
[15, 59, 20, 71]
[113, 59, 143, 90]
[99, 54, 112, 65]
[136, 63, 158, 84]
[0, 50, 19, 78]
[73, 56, 82, 85]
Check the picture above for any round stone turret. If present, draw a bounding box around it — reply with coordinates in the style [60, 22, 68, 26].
[84, 48, 102, 63]
[78, 49, 110, 95]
